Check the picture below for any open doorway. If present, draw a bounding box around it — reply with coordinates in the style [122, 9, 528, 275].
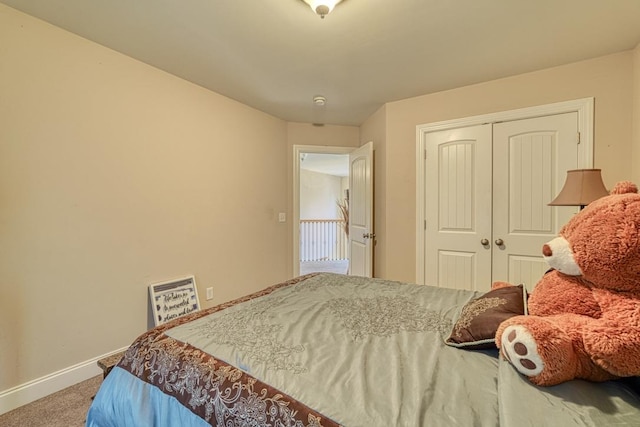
[293, 145, 353, 276]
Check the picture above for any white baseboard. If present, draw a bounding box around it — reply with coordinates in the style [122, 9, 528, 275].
[0, 347, 129, 416]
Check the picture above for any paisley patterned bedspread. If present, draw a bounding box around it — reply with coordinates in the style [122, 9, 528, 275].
[86, 273, 640, 427]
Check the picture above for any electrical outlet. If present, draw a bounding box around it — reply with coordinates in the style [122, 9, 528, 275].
[278, 212, 286, 222]
[206, 287, 213, 300]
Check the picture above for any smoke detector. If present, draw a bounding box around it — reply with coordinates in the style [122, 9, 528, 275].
[313, 95, 326, 106]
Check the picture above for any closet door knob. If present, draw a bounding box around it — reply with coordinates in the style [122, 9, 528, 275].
[480, 239, 489, 246]
[495, 239, 504, 246]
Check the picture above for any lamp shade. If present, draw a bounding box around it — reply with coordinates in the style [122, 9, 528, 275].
[548, 169, 609, 207]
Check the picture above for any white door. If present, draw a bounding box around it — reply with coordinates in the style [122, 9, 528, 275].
[492, 113, 579, 286]
[424, 125, 493, 291]
[348, 141, 374, 277]
[424, 113, 579, 292]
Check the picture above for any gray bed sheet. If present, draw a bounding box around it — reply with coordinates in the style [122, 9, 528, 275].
[498, 356, 640, 426]
[164, 273, 640, 426]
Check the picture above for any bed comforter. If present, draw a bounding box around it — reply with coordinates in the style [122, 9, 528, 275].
[87, 273, 640, 426]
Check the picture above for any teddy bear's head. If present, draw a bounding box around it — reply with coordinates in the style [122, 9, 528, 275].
[542, 181, 640, 293]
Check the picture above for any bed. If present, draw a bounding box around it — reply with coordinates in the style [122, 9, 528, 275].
[86, 273, 640, 426]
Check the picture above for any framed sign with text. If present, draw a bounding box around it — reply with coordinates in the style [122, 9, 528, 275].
[149, 275, 200, 326]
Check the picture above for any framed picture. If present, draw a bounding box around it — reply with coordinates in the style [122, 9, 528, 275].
[149, 275, 200, 326]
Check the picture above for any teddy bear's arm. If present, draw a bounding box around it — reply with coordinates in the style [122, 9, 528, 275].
[528, 272, 602, 317]
[582, 297, 640, 377]
[491, 281, 515, 290]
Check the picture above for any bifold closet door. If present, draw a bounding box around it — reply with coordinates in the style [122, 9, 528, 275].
[492, 112, 579, 289]
[424, 124, 493, 292]
[424, 113, 579, 292]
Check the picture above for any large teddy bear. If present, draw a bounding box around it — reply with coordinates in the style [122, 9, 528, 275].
[494, 181, 640, 386]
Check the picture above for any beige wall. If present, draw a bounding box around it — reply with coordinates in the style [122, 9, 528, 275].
[371, 52, 635, 283]
[0, 5, 290, 391]
[633, 44, 640, 184]
[287, 122, 360, 147]
[299, 170, 343, 220]
[360, 105, 387, 278]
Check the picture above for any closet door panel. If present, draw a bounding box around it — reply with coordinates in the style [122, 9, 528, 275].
[493, 113, 579, 289]
[424, 125, 492, 291]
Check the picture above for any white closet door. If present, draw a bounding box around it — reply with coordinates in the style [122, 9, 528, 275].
[492, 112, 579, 289]
[424, 125, 493, 291]
[424, 113, 580, 292]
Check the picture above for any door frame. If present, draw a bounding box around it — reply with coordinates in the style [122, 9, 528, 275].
[415, 97, 595, 285]
[293, 144, 355, 277]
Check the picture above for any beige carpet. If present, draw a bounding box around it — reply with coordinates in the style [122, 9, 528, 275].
[0, 375, 102, 427]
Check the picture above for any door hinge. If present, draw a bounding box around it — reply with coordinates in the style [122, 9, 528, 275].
[424, 149, 427, 160]
[424, 219, 427, 230]
[577, 132, 581, 144]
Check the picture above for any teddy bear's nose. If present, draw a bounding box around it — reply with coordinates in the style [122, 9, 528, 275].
[542, 244, 553, 257]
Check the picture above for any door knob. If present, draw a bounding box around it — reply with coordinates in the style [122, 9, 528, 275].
[495, 238, 504, 246]
[480, 239, 489, 246]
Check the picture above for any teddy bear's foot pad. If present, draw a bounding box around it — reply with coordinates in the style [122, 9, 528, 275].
[501, 325, 544, 376]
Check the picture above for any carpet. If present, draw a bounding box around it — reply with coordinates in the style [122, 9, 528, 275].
[0, 375, 102, 427]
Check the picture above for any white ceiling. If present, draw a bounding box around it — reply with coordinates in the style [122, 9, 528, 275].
[3, 0, 640, 126]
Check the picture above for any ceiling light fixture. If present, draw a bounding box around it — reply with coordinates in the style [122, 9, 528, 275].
[302, 0, 343, 19]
